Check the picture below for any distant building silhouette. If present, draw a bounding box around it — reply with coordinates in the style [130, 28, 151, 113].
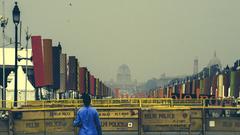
[208, 51, 222, 69]
[117, 64, 131, 84]
[106, 64, 137, 95]
[193, 57, 198, 75]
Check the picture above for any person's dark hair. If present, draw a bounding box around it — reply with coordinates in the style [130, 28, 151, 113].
[82, 93, 91, 107]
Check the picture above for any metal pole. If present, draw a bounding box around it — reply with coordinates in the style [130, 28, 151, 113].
[25, 45, 28, 104]
[2, 25, 5, 108]
[24, 28, 30, 104]
[24, 44, 28, 103]
[188, 115, 191, 135]
[1, 0, 7, 108]
[202, 107, 206, 135]
[14, 24, 18, 107]
[138, 108, 143, 135]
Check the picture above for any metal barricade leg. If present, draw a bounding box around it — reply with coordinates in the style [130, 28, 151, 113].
[138, 108, 141, 135]
[138, 108, 144, 135]
[74, 108, 78, 135]
[188, 122, 191, 135]
[202, 108, 206, 135]
[8, 111, 13, 135]
[188, 112, 192, 135]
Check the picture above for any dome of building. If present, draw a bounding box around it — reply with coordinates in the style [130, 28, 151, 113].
[117, 64, 131, 83]
[208, 51, 222, 68]
[117, 64, 130, 75]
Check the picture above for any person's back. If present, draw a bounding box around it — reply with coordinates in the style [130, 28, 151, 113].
[73, 93, 102, 135]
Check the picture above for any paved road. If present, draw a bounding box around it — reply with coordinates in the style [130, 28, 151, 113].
[103, 132, 240, 135]
[4, 131, 240, 135]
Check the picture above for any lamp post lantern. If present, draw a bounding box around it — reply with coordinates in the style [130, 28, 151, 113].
[12, 2, 20, 107]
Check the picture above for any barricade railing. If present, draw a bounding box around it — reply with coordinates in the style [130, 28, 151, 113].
[172, 99, 203, 106]
[140, 98, 172, 107]
[204, 98, 240, 107]
[2, 98, 240, 109]
[3, 104, 240, 135]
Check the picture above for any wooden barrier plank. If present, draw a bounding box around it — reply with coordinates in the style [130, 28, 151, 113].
[15, 110, 75, 120]
[143, 125, 189, 132]
[14, 119, 75, 133]
[101, 118, 138, 131]
[191, 109, 202, 119]
[207, 118, 240, 132]
[142, 118, 201, 132]
[191, 119, 202, 131]
[98, 109, 138, 118]
[21, 111, 44, 120]
[45, 119, 74, 132]
[14, 120, 44, 133]
[142, 110, 190, 126]
[45, 110, 74, 119]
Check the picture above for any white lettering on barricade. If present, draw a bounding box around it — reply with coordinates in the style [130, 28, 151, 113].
[98, 109, 138, 118]
[101, 119, 138, 131]
[142, 110, 190, 125]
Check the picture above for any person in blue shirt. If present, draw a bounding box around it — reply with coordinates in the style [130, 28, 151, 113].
[73, 93, 102, 135]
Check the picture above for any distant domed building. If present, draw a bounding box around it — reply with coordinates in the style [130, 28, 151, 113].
[105, 64, 138, 95]
[117, 64, 131, 84]
[208, 51, 222, 69]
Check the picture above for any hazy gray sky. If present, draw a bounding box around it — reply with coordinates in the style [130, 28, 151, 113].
[1, 0, 240, 82]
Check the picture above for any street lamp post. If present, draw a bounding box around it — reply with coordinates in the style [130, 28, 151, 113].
[12, 2, 20, 107]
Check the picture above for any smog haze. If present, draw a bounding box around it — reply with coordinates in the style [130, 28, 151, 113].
[1, 0, 240, 82]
